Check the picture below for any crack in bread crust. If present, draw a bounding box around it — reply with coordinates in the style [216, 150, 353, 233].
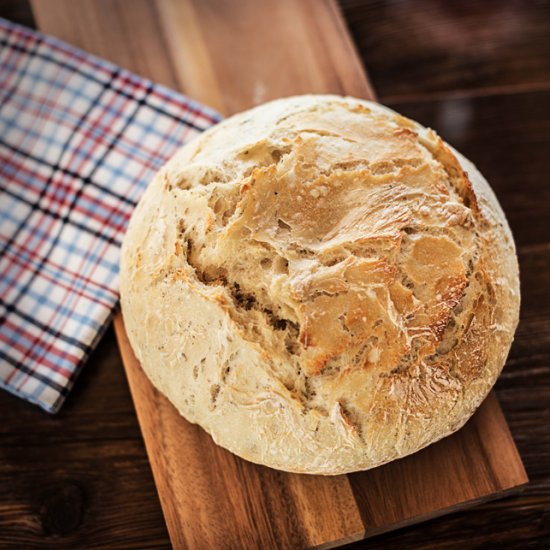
[120, 95, 520, 475]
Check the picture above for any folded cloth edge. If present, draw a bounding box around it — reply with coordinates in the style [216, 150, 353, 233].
[0, 17, 221, 412]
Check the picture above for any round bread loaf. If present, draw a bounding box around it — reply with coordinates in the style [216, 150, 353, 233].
[120, 95, 519, 475]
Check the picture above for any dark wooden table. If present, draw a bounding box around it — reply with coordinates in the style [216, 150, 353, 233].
[1, 1, 549, 548]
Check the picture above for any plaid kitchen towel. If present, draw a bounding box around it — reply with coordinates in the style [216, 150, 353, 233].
[0, 18, 220, 412]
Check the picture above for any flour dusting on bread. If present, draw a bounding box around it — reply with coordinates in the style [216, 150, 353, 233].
[120, 95, 519, 474]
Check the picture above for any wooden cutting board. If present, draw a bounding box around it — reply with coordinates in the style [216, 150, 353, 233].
[32, 1, 528, 548]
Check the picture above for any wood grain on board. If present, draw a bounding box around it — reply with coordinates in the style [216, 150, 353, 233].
[31, 0, 528, 548]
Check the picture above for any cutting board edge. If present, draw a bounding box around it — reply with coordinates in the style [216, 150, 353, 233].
[309, 482, 529, 550]
[358, 482, 528, 544]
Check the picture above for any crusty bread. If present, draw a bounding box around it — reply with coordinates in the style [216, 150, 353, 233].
[120, 95, 520, 475]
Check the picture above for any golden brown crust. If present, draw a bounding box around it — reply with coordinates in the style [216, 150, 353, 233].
[120, 95, 520, 474]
